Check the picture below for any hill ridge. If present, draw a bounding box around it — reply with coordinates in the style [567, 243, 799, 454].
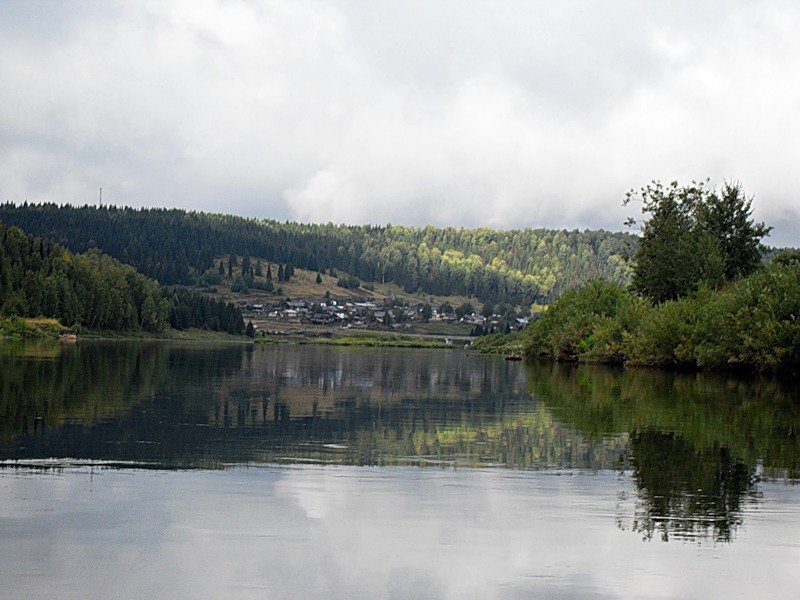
[0, 202, 636, 306]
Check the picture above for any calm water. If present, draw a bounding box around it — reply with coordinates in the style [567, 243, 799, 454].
[1, 341, 800, 598]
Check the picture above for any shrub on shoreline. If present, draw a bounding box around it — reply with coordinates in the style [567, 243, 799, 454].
[524, 258, 800, 372]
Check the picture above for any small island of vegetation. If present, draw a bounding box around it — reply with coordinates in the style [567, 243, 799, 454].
[524, 180, 799, 372]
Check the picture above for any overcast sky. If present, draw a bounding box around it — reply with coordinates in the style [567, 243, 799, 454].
[1, 1, 799, 245]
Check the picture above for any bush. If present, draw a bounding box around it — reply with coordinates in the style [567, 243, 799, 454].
[336, 275, 360, 289]
[526, 280, 642, 362]
[231, 276, 249, 293]
[628, 261, 800, 370]
[525, 262, 800, 372]
[624, 298, 695, 367]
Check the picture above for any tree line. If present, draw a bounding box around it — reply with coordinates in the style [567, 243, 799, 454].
[0, 220, 244, 334]
[0, 203, 635, 306]
[166, 287, 244, 334]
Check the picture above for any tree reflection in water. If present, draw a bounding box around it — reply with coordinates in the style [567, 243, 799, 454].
[628, 430, 758, 542]
[528, 362, 799, 543]
[2, 341, 799, 544]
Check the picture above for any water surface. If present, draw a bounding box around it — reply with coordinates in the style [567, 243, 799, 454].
[1, 341, 799, 598]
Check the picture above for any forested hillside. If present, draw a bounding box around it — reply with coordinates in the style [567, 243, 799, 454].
[0, 203, 635, 305]
[0, 220, 244, 334]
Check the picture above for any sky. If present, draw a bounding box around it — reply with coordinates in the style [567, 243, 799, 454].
[1, 0, 799, 245]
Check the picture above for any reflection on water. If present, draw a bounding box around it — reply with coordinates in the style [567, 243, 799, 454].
[1, 341, 799, 547]
[529, 363, 800, 543]
[0, 341, 625, 471]
[0, 340, 168, 442]
[627, 431, 758, 542]
[4, 466, 799, 600]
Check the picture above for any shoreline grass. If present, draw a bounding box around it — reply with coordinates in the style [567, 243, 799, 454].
[0, 318, 461, 349]
[470, 332, 525, 356]
[0, 317, 66, 339]
[257, 334, 452, 349]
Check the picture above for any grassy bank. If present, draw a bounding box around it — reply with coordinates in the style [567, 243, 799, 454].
[76, 327, 249, 342]
[0, 317, 66, 339]
[0, 320, 250, 342]
[470, 332, 526, 356]
[249, 317, 473, 339]
[257, 334, 452, 349]
[0, 319, 462, 348]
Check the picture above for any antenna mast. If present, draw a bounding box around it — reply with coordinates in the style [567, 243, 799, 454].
[99, 187, 103, 207]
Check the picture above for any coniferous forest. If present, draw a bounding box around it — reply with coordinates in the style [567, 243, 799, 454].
[0, 203, 634, 306]
[0, 220, 244, 334]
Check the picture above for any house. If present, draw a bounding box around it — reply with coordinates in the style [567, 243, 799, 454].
[281, 309, 300, 322]
[462, 314, 486, 326]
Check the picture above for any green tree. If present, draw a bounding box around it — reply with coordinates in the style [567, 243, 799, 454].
[696, 182, 771, 280]
[455, 302, 474, 319]
[624, 180, 766, 303]
[421, 304, 432, 322]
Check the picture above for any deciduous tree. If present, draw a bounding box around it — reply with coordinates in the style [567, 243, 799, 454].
[625, 180, 769, 303]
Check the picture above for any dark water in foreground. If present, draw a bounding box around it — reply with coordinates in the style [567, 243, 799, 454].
[1, 341, 799, 598]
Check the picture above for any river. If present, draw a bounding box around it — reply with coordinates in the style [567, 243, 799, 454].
[1, 341, 799, 598]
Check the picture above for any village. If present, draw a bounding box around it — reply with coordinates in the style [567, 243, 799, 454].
[241, 297, 530, 335]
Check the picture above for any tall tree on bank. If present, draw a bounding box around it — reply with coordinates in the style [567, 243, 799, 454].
[625, 180, 771, 303]
[696, 182, 772, 280]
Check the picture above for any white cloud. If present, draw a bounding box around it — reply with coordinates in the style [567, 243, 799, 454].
[0, 0, 798, 243]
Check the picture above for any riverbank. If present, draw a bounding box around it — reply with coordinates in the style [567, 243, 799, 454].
[0, 320, 251, 343]
[0, 317, 66, 339]
[252, 320, 478, 348]
[79, 327, 249, 342]
[524, 258, 800, 373]
[469, 332, 526, 356]
[0, 317, 470, 349]
[257, 334, 453, 349]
